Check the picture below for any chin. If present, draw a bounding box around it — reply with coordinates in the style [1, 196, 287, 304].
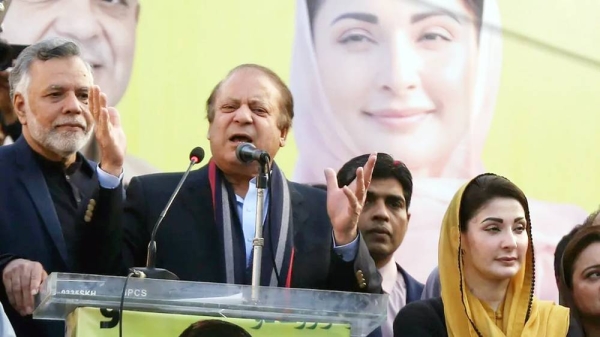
[488, 267, 520, 281]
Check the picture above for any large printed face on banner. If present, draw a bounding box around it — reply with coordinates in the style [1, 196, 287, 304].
[290, 0, 588, 303]
[310, 0, 480, 177]
[1, 0, 140, 106]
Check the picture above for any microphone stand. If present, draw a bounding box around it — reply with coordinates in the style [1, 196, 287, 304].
[250, 159, 269, 302]
[132, 156, 201, 280]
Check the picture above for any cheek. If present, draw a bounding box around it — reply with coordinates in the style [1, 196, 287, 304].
[391, 214, 408, 237]
[2, 4, 54, 42]
[517, 234, 529, 256]
[103, 18, 138, 60]
[572, 283, 598, 312]
[315, 40, 376, 116]
[207, 120, 225, 141]
[420, 43, 474, 123]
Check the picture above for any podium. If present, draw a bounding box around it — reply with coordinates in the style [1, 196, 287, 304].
[33, 273, 388, 337]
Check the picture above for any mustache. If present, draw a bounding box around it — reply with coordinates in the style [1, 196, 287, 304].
[52, 116, 88, 129]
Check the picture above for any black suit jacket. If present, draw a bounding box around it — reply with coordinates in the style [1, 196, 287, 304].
[123, 164, 381, 293]
[0, 137, 123, 337]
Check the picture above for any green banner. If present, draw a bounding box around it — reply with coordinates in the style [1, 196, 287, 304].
[66, 307, 350, 337]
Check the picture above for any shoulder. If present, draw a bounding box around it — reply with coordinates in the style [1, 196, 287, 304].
[288, 181, 327, 199]
[129, 171, 187, 192]
[288, 181, 327, 206]
[0, 141, 16, 161]
[393, 298, 446, 337]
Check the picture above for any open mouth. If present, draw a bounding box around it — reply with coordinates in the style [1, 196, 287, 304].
[229, 134, 253, 144]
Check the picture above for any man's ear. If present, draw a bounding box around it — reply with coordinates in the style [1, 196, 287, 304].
[279, 127, 289, 147]
[13, 93, 27, 125]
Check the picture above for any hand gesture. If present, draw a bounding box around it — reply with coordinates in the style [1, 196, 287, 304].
[90, 85, 126, 177]
[324, 153, 376, 245]
[2, 259, 47, 316]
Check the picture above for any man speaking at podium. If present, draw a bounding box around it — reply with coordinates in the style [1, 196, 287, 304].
[122, 64, 382, 293]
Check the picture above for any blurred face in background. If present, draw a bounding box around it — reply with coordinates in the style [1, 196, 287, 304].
[2, 0, 140, 106]
[571, 242, 600, 320]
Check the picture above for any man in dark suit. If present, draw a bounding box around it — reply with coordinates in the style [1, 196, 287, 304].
[337, 154, 424, 337]
[122, 64, 382, 294]
[0, 37, 126, 337]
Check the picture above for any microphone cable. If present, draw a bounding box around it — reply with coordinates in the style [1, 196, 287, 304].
[118, 269, 141, 337]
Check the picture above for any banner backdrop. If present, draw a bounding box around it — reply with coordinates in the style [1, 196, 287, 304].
[66, 307, 350, 337]
[1, 0, 599, 302]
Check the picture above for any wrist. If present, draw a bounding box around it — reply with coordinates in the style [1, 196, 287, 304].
[99, 162, 123, 177]
[333, 228, 358, 246]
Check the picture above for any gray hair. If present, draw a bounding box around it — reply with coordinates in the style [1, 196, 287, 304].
[9, 37, 93, 101]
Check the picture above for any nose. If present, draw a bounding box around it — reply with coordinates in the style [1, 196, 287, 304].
[53, 1, 102, 42]
[377, 33, 423, 96]
[232, 105, 253, 124]
[62, 92, 84, 115]
[501, 230, 518, 250]
[371, 199, 390, 222]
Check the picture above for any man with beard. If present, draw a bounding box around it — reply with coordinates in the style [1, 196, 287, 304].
[0, 0, 157, 183]
[337, 154, 423, 337]
[0, 37, 126, 337]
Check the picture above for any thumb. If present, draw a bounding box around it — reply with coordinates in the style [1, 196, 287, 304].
[323, 168, 338, 191]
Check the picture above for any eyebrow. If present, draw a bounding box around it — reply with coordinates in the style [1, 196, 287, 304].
[366, 191, 405, 202]
[46, 85, 90, 91]
[481, 217, 525, 224]
[582, 264, 600, 275]
[331, 9, 460, 26]
[411, 9, 461, 24]
[331, 12, 378, 25]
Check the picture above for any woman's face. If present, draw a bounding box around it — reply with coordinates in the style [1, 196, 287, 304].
[571, 242, 600, 319]
[312, 0, 479, 176]
[461, 198, 529, 282]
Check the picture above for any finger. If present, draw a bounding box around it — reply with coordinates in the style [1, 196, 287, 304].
[324, 168, 338, 191]
[90, 86, 99, 121]
[3, 273, 16, 309]
[342, 186, 360, 212]
[107, 107, 121, 128]
[100, 92, 108, 109]
[101, 108, 111, 132]
[10, 272, 24, 314]
[30, 264, 45, 295]
[362, 153, 377, 189]
[354, 167, 366, 202]
[20, 266, 34, 315]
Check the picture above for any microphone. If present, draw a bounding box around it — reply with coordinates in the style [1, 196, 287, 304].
[132, 147, 205, 280]
[236, 142, 270, 164]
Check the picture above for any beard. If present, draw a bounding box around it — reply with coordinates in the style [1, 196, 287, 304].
[28, 112, 94, 158]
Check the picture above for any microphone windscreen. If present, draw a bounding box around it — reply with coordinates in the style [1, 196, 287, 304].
[189, 147, 205, 163]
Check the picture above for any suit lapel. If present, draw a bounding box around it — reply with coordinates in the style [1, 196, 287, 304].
[284, 183, 307, 286]
[179, 167, 231, 283]
[290, 184, 307, 233]
[14, 138, 69, 266]
[397, 263, 423, 303]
